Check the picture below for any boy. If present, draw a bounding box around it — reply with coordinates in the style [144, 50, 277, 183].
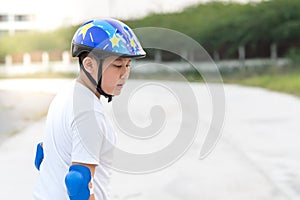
[33, 18, 145, 200]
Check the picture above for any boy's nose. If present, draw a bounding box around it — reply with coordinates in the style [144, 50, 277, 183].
[120, 66, 129, 79]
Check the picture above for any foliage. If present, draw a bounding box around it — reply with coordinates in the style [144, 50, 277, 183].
[0, 26, 78, 63]
[126, 0, 300, 58]
[0, 0, 300, 61]
[286, 48, 300, 67]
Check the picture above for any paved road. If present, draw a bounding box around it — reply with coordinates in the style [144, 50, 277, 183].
[0, 90, 53, 143]
[0, 79, 299, 200]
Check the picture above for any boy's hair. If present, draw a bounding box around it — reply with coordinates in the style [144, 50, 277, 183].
[78, 52, 89, 64]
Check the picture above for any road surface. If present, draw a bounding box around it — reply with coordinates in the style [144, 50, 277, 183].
[0, 79, 299, 200]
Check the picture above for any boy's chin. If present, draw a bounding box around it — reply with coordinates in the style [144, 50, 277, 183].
[113, 90, 122, 96]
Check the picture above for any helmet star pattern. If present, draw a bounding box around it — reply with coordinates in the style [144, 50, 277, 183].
[78, 23, 94, 40]
[130, 38, 137, 48]
[71, 19, 146, 58]
[110, 33, 120, 48]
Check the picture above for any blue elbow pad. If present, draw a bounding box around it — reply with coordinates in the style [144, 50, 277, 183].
[65, 165, 92, 200]
[34, 142, 44, 170]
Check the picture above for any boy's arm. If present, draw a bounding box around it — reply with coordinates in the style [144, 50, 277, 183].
[65, 162, 96, 200]
[72, 162, 96, 200]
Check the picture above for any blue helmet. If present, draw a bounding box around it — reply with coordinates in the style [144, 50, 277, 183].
[71, 18, 146, 58]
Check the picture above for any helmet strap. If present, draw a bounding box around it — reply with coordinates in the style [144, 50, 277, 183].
[96, 77, 113, 102]
[79, 59, 113, 103]
[96, 60, 113, 102]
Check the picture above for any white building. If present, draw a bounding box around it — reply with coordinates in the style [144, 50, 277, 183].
[0, 0, 213, 36]
[0, 0, 259, 35]
[0, 13, 36, 35]
[0, 0, 107, 35]
[0, 0, 39, 35]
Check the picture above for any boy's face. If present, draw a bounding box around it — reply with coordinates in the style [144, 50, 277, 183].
[101, 56, 131, 96]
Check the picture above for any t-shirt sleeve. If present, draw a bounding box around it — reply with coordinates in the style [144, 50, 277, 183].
[70, 110, 106, 165]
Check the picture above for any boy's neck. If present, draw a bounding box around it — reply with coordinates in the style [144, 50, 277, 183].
[76, 74, 101, 99]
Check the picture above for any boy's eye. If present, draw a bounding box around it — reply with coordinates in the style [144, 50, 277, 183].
[113, 64, 130, 68]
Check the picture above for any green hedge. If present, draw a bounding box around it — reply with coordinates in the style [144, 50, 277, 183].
[0, 26, 78, 63]
[1, 0, 300, 62]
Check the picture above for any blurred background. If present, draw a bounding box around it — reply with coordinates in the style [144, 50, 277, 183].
[0, 0, 300, 199]
[0, 0, 300, 91]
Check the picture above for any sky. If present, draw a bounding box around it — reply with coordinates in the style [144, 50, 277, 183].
[0, 0, 262, 30]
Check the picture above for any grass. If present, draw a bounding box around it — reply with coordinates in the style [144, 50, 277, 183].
[222, 66, 300, 97]
[131, 68, 300, 98]
[233, 73, 300, 97]
[1, 65, 300, 98]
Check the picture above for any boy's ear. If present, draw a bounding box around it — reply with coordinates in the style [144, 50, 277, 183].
[82, 57, 95, 73]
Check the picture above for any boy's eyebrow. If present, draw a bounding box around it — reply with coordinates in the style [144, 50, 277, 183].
[113, 58, 132, 62]
[114, 57, 124, 61]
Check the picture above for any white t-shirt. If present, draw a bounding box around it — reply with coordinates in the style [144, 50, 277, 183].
[33, 80, 117, 200]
